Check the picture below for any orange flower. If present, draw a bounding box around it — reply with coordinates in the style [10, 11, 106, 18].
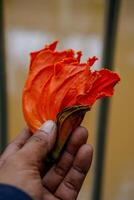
[22, 41, 120, 133]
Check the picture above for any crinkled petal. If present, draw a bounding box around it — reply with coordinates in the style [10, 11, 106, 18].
[22, 41, 120, 133]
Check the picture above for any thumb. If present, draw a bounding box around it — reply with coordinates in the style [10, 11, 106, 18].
[21, 120, 57, 161]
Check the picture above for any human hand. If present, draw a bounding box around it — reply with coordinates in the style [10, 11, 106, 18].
[0, 120, 93, 200]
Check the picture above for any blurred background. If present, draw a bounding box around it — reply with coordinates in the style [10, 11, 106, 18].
[0, 0, 134, 199]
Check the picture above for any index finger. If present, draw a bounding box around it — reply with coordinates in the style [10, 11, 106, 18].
[0, 128, 31, 167]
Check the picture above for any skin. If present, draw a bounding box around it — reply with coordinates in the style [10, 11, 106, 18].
[0, 120, 93, 200]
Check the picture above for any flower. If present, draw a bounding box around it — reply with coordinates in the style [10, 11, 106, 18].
[22, 41, 120, 133]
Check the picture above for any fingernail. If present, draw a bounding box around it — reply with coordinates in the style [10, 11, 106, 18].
[39, 120, 56, 134]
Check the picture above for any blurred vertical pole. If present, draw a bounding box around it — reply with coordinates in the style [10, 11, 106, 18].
[91, 0, 121, 200]
[0, 0, 7, 152]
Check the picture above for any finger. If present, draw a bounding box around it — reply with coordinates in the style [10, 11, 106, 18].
[0, 128, 31, 164]
[55, 144, 93, 200]
[43, 127, 88, 192]
[43, 188, 59, 200]
[20, 120, 57, 161]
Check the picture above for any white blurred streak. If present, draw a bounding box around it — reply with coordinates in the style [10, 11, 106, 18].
[6, 30, 53, 68]
[5, 29, 102, 94]
[6, 29, 102, 68]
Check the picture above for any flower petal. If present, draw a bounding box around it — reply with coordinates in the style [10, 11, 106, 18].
[77, 69, 120, 105]
[22, 41, 120, 133]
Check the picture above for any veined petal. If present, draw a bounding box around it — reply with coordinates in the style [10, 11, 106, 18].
[22, 41, 120, 133]
[77, 69, 120, 105]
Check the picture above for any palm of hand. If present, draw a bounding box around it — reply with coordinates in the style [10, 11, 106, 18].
[0, 125, 92, 200]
